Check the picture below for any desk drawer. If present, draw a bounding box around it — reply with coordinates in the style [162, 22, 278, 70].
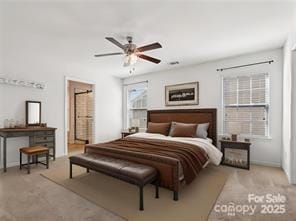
[7, 132, 31, 138]
[36, 142, 54, 148]
[34, 131, 54, 136]
[34, 136, 54, 143]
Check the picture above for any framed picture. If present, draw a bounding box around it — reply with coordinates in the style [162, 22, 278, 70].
[165, 82, 199, 106]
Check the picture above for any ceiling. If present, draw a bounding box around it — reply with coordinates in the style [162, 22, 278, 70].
[1, 0, 295, 78]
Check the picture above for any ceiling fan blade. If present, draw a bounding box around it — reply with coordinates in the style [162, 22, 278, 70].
[137, 42, 162, 52]
[138, 54, 161, 64]
[94, 52, 123, 57]
[105, 37, 125, 50]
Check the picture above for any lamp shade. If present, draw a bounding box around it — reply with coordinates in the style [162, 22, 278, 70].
[228, 122, 241, 134]
[131, 119, 140, 127]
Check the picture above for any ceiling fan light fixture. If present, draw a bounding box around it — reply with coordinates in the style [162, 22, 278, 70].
[124, 53, 138, 66]
[95, 36, 162, 66]
[130, 53, 138, 64]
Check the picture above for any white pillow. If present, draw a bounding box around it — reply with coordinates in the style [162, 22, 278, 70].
[196, 123, 210, 139]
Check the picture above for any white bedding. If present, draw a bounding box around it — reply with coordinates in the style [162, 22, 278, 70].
[127, 132, 222, 166]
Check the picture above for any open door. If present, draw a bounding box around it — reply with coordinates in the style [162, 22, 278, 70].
[74, 89, 93, 144]
[67, 80, 94, 154]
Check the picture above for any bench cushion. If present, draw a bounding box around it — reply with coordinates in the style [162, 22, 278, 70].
[69, 153, 157, 186]
[20, 146, 49, 155]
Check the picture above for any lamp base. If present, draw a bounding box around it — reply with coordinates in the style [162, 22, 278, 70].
[231, 134, 238, 141]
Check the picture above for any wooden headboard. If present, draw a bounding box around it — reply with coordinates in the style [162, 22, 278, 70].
[147, 109, 217, 146]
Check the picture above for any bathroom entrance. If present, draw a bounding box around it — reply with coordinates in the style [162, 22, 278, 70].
[67, 80, 94, 154]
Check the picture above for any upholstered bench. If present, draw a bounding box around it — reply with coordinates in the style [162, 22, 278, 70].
[20, 146, 49, 174]
[69, 153, 159, 211]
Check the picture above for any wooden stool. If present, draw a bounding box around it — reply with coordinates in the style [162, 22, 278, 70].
[19, 146, 49, 174]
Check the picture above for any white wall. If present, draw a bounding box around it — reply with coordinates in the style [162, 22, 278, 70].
[292, 49, 296, 183]
[282, 37, 293, 182]
[0, 73, 122, 168]
[291, 8, 296, 184]
[282, 7, 296, 183]
[124, 49, 283, 167]
[0, 23, 123, 168]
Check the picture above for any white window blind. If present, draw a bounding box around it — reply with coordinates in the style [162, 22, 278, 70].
[223, 73, 269, 137]
[126, 82, 148, 129]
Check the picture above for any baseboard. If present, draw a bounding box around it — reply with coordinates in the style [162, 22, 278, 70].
[0, 160, 23, 169]
[284, 168, 292, 184]
[0, 154, 65, 169]
[1, 161, 19, 168]
[251, 160, 281, 168]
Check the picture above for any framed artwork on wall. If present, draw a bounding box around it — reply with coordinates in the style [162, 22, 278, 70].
[165, 82, 199, 106]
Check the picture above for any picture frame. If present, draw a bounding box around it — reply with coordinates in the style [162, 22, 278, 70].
[165, 82, 199, 106]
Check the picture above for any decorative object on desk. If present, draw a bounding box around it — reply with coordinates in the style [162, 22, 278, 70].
[19, 121, 26, 128]
[121, 130, 137, 138]
[222, 136, 231, 141]
[40, 123, 47, 127]
[128, 126, 139, 133]
[231, 134, 237, 141]
[9, 119, 15, 128]
[228, 122, 241, 141]
[26, 101, 41, 126]
[244, 138, 250, 142]
[165, 82, 199, 106]
[15, 119, 26, 128]
[3, 119, 26, 128]
[131, 119, 140, 129]
[0, 77, 45, 89]
[4, 119, 9, 128]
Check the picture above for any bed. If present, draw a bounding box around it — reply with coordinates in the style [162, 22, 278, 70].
[85, 108, 222, 200]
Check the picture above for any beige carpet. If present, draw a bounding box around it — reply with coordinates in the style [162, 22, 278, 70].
[42, 164, 229, 221]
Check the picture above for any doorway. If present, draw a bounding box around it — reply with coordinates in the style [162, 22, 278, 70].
[67, 80, 94, 154]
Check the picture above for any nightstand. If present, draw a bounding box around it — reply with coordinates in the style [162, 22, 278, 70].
[121, 130, 137, 138]
[220, 140, 251, 170]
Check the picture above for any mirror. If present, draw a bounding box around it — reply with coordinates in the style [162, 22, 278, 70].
[26, 101, 41, 126]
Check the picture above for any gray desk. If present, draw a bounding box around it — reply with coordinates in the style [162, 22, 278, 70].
[0, 127, 56, 172]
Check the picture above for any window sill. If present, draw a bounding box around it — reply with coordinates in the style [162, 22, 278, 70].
[129, 108, 147, 110]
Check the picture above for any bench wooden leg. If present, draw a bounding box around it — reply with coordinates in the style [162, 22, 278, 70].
[173, 191, 178, 201]
[27, 155, 31, 174]
[19, 151, 22, 170]
[70, 162, 73, 179]
[139, 186, 144, 211]
[35, 155, 38, 165]
[86, 168, 90, 173]
[46, 152, 49, 169]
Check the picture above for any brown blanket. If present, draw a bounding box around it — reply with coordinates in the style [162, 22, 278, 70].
[85, 137, 209, 190]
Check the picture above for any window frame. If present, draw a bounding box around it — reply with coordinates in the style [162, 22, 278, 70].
[221, 73, 270, 139]
[125, 82, 148, 129]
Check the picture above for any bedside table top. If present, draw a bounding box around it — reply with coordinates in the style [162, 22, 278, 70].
[219, 139, 251, 145]
[121, 130, 136, 134]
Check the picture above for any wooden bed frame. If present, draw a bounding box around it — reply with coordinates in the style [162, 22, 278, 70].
[147, 108, 217, 146]
[84, 108, 217, 202]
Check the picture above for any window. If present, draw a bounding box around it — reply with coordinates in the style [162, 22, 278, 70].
[126, 82, 148, 129]
[223, 73, 270, 137]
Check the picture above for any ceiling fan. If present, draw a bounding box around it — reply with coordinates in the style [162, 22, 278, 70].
[94, 36, 162, 67]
